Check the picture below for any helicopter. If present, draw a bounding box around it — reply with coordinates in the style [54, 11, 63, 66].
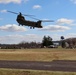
[7, 11, 54, 29]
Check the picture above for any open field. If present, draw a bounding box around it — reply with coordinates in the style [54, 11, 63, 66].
[0, 68, 76, 75]
[0, 48, 76, 61]
[0, 48, 76, 75]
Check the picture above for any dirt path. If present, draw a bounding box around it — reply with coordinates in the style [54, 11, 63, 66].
[0, 60, 76, 72]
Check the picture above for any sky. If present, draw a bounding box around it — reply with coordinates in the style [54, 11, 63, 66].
[0, 0, 76, 44]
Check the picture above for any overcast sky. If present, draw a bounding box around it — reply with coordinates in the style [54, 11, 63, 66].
[0, 0, 76, 44]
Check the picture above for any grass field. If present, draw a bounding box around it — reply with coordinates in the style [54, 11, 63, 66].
[0, 48, 76, 75]
[0, 68, 76, 75]
[0, 48, 76, 61]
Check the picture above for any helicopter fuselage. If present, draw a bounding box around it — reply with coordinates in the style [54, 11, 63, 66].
[16, 17, 43, 29]
[7, 11, 54, 29]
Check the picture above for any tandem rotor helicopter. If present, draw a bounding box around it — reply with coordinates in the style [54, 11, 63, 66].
[7, 11, 54, 29]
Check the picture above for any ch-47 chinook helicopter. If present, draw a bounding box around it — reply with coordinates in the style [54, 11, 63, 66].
[7, 11, 54, 29]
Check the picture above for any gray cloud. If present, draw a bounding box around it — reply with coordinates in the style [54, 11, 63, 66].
[0, 24, 27, 32]
[0, 0, 22, 4]
[70, 0, 76, 4]
[33, 5, 41, 9]
[0, 9, 7, 13]
[40, 25, 70, 32]
[0, 33, 76, 44]
[0, 34, 43, 44]
[56, 18, 74, 25]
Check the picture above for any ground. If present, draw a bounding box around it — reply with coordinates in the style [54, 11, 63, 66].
[0, 48, 76, 75]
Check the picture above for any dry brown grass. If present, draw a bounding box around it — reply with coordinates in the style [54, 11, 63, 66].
[0, 69, 76, 75]
[0, 48, 76, 61]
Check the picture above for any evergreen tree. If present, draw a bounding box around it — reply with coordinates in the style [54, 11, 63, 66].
[42, 36, 53, 47]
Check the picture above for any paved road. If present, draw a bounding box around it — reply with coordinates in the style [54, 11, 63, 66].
[0, 60, 76, 72]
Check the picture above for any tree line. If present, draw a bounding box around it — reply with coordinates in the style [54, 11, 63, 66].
[0, 36, 76, 49]
[0, 36, 54, 49]
[61, 36, 76, 48]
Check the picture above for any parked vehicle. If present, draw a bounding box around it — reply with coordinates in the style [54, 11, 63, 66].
[48, 45, 58, 48]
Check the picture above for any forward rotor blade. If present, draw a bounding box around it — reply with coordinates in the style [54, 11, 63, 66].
[7, 11, 18, 14]
[7, 11, 34, 16]
[27, 16, 40, 20]
[23, 14, 35, 16]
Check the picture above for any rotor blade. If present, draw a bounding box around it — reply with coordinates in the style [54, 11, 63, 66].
[41, 20, 54, 22]
[27, 16, 40, 20]
[7, 11, 18, 14]
[27, 15, 54, 21]
[7, 11, 34, 16]
[23, 14, 35, 16]
[27, 16, 54, 22]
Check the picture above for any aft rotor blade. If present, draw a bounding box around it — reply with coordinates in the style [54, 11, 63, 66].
[27, 15, 54, 22]
[27, 16, 54, 22]
[41, 20, 54, 22]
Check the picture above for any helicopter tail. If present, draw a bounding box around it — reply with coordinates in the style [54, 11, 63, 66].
[37, 20, 42, 28]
